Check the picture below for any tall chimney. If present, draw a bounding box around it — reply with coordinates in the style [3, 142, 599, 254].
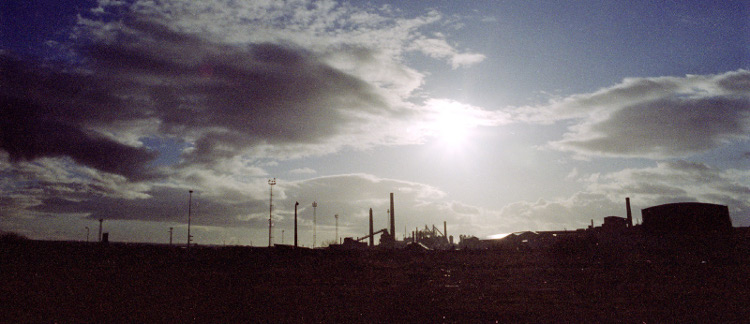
[626, 197, 633, 228]
[389, 193, 395, 239]
[443, 221, 447, 242]
[98, 219, 103, 242]
[369, 208, 374, 247]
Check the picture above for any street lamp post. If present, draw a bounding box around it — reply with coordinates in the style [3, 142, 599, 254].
[312, 201, 317, 248]
[268, 178, 276, 247]
[294, 201, 299, 248]
[187, 190, 193, 249]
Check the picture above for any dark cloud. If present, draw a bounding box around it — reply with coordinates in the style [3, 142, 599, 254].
[1, 14, 392, 177]
[0, 56, 159, 180]
[560, 96, 750, 157]
[516, 70, 750, 159]
[78, 18, 388, 149]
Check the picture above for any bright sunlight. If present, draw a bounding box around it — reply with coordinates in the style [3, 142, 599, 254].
[422, 99, 507, 151]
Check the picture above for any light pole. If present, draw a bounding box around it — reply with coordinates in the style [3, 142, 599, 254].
[312, 201, 317, 248]
[294, 201, 299, 248]
[187, 190, 193, 249]
[268, 178, 276, 247]
[85, 227, 89, 242]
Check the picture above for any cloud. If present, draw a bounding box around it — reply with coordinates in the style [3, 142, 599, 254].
[0, 55, 163, 181]
[514, 70, 750, 159]
[501, 160, 750, 229]
[409, 36, 486, 69]
[1, 0, 492, 181]
[497, 192, 624, 231]
[587, 161, 750, 217]
[0, 163, 506, 243]
[0, 0, 506, 244]
[289, 167, 316, 175]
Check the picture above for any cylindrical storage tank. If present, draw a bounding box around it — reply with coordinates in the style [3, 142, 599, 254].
[641, 202, 732, 237]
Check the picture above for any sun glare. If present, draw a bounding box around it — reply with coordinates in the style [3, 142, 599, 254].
[434, 110, 472, 147]
[424, 100, 481, 151]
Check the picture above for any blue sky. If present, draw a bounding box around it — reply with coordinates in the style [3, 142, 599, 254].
[1, 0, 748, 246]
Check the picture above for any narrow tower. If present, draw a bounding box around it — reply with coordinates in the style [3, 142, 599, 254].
[626, 197, 633, 228]
[444, 221, 448, 243]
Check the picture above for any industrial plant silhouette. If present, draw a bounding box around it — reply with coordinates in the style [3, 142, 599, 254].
[2, 192, 750, 322]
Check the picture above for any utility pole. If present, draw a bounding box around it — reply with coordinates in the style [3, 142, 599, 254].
[268, 178, 276, 247]
[312, 201, 317, 248]
[389, 193, 395, 240]
[187, 190, 193, 249]
[294, 201, 299, 248]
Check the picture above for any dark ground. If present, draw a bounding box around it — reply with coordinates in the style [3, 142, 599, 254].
[2, 239, 749, 323]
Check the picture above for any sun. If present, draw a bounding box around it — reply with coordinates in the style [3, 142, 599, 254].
[433, 109, 472, 148]
[423, 99, 479, 151]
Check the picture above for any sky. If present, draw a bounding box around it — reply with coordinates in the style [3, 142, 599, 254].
[1, 0, 749, 246]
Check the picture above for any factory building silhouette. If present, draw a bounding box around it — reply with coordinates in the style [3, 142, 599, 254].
[268, 189, 741, 253]
[456, 198, 737, 252]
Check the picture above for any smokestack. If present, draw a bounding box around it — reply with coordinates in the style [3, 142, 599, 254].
[389, 193, 395, 239]
[626, 197, 633, 228]
[294, 201, 299, 248]
[444, 221, 447, 241]
[369, 208, 374, 247]
[98, 219, 103, 242]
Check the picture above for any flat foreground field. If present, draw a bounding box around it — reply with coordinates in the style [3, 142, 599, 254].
[2, 240, 749, 323]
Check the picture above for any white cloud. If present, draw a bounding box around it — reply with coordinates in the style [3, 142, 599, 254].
[409, 36, 486, 69]
[289, 167, 316, 175]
